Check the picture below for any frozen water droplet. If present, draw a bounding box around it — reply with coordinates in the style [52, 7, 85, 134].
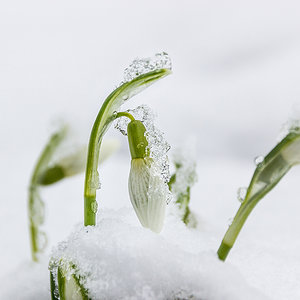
[91, 201, 98, 213]
[137, 142, 145, 149]
[38, 231, 48, 252]
[32, 194, 45, 226]
[237, 187, 247, 202]
[228, 217, 234, 226]
[112, 111, 118, 117]
[254, 155, 264, 166]
[90, 171, 101, 189]
[123, 52, 172, 83]
[122, 94, 129, 101]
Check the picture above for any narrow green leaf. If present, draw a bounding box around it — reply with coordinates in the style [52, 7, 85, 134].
[217, 130, 300, 261]
[50, 271, 59, 300]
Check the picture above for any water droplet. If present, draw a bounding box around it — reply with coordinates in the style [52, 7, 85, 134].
[38, 231, 48, 252]
[254, 155, 264, 166]
[122, 94, 129, 101]
[137, 142, 145, 149]
[237, 187, 247, 202]
[32, 196, 45, 226]
[89, 171, 101, 189]
[91, 201, 98, 213]
[112, 111, 118, 117]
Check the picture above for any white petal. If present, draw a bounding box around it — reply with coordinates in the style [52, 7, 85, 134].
[128, 158, 166, 233]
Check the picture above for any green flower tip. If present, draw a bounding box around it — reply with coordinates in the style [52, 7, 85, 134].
[127, 120, 149, 159]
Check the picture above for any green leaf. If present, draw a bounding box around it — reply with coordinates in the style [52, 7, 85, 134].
[217, 129, 300, 261]
[54, 264, 90, 300]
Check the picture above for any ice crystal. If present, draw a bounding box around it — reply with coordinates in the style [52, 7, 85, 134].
[237, 187, 247, 203]
[171, 138, 198, 198]
[123, 52, 172, 83]
[254, 155, 264, 166]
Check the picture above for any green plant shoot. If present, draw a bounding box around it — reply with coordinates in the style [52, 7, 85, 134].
[218, 129, 300, 261]
[29, 127, 67, 262]
[84, 68, 171, 226]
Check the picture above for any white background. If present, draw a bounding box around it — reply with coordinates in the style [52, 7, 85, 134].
[1, 1, 300, 299]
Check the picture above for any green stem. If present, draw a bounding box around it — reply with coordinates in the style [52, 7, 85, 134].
[116, 112, 135, 121]
[28, 128, 66, 261]
[84, 69, 171, 226]
[217, 131, 300, 261]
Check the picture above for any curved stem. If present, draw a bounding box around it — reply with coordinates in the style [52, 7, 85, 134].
[28, 127, 66, 261]
[84, 69, 171, 226]
[116, 112, 135, 121]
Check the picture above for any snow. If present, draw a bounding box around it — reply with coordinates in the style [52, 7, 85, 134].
[2, 156, 300, 299]
[49, 207, 267, 300]
[123, 52, 172, 83]
[2, 0, 300, 299]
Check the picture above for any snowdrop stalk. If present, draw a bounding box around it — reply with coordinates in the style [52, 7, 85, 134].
[84, 69, 171, 226]
[29, 127, 67, 262]
[218, 129, 300, 261]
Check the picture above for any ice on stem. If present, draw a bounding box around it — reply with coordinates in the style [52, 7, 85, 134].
[168, 140, 198, 226]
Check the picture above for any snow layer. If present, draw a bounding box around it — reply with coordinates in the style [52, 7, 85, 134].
[50, 207, 266, 300]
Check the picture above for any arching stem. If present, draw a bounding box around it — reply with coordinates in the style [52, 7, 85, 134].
[83, 69, 171, 226]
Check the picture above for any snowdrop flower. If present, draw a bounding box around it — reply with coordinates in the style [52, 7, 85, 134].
[127, 120, 166, 233]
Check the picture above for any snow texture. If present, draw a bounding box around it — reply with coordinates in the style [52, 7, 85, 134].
[50, 207, 267, 300]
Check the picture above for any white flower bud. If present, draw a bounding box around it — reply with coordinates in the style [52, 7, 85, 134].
[128, 157, 166, 233]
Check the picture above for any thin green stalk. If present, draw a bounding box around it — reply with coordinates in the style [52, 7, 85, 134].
[217, 130, 300, 261]
[84, 69, 171, 226]
[28, 127, 66, 261]
[116, 112, 135, 121]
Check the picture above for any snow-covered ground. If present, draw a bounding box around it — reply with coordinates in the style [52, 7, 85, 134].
[1, 0, 300, 299]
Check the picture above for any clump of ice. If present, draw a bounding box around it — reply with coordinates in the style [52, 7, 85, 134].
[123, 52, 172, 83]
[237, 187, 247, 203]
[277, 105, 300, 141]
[49, 208, 267, 300]
[170, 138, 198, 198]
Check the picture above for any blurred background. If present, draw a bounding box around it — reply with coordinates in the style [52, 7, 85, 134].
[1, 0, 300, 297]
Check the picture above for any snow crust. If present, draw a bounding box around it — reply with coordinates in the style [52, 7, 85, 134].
[50, 207, 267, 300]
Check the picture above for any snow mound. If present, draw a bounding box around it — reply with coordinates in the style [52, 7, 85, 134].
[50, 207, 268, 300]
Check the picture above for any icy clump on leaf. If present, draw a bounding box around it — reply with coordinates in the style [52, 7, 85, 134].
[123, 52, 172, 83]
[277, 105, 300, 142]
[171, 138, 198, 198]
[49, 209, 268, 300]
